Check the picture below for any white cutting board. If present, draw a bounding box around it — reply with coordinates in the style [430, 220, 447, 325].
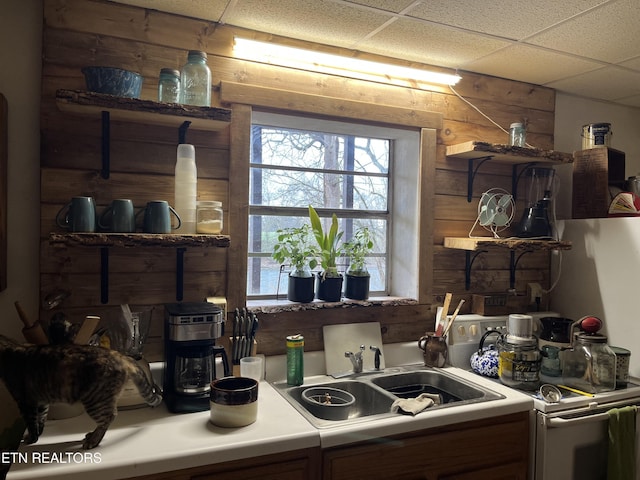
[323, 322, 385, 375]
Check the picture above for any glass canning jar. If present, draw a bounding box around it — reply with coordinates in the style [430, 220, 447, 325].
[196, 201, 223, 234]
[562, 333, 616, 393]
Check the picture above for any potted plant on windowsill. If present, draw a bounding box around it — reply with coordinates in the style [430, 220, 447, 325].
[272, 224, 317, 303]
[343, 227, 373, 300]
[309, 205, 344, 302]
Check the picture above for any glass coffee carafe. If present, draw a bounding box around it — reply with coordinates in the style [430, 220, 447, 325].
[174, 346, 215, 394]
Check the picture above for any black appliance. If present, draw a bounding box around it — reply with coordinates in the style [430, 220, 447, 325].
[164, 302, 230, 413]
[516, 167, 556, 238]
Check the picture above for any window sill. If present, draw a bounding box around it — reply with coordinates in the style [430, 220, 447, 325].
[247, 296, 417, 314]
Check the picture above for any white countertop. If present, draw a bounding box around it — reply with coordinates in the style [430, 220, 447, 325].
[7, 381, 319, 480]
[6, 345, 534, 479]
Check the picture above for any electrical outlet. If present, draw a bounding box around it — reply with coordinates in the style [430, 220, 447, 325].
[527, 282, 543, 303]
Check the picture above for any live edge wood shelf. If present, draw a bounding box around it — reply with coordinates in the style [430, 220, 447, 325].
[49, 233, 231, 304]
[446, 141, 574, 202]
[55, 89, 232, 179]
[443, 237, 572, 291]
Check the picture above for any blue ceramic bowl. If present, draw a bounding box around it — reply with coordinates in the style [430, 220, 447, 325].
[81, 66, 143, 98]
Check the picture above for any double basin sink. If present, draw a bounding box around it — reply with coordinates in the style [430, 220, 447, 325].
[273, 365, 504, 428]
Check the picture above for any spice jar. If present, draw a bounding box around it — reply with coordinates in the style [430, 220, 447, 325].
[196, 201, 223, 234]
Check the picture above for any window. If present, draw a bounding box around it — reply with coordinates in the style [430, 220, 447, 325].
[247, 111, 421, 300]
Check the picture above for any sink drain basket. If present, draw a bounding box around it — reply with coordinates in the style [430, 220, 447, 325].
[301, 386, 356, 420]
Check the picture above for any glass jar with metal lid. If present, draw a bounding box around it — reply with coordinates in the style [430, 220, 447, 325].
[497, 334, 541, 390]
[562, 333, 616, 393]
[196, 201, 223, 234]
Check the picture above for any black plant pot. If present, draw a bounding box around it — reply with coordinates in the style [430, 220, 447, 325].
[345, 273, 370, 300]
[287, 274, 315, 303]
[316, 273, 343, 302]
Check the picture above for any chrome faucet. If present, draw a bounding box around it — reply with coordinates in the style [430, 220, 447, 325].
[345, 345, 366, 373]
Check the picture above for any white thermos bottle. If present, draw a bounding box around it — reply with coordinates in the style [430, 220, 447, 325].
[174, 144, 197, 234]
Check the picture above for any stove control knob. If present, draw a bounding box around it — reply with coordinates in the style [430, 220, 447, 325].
[457, 325, 465, 337]
[469, 324, 478, 337]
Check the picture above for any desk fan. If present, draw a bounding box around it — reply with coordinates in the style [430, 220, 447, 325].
[477, 188, 515, 238]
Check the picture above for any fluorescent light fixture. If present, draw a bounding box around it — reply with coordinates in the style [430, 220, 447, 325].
[233, 37, 461, 87]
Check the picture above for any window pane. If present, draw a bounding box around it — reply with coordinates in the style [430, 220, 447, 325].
[248, 120, 391, 299]
[250, 167, 388, 210]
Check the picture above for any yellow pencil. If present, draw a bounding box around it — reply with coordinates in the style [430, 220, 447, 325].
[557, 385, 595, 397]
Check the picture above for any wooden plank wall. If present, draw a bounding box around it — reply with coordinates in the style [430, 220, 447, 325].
[40, 0, 556, 359]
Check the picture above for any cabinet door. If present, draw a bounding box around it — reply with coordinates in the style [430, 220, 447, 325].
[439, 462, 526, 480]
[192, 456, 315, 480]
[125, 448, 321, 480]
[323, 412, 529, 480]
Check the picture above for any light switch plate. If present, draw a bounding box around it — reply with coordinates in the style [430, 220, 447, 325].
[323, 322, 385, 376]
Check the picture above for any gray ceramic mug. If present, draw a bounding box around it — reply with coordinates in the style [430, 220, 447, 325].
[99, 199, 136, 232]
[140, 200, 181, 233]
[55, 196, 97, 232]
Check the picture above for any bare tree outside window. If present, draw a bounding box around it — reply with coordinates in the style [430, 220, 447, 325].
[248, 122, 390, 299]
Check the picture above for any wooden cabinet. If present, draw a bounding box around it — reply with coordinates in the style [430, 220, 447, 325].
[322, 412, 529, 480]
[123, 448, 321, 480]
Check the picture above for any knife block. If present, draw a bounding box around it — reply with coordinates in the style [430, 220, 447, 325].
[222, 337, 258, 376]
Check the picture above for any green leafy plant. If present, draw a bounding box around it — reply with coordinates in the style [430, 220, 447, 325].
[272, 224, 317, 277]
[342, 227, 373, 276]
[308, 205, 343, 278]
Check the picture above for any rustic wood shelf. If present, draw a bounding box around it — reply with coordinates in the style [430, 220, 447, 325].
[446, 141, 574, 202]
[443, 237, 572, 251]
[49, 232, 230, 248]
[446, 141, 574, 164]
[49, 233, 230, 304]
[444, 236, 572, 290]
[56, 89, 232, 131]
[56, 89, 232, 179]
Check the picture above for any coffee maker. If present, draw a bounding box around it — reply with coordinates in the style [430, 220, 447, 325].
[164, 302, 230, 413]
[516, 167, 557, 239]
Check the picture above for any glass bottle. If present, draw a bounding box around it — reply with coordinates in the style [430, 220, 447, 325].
[158, 68, 180, 103]
[180, 50, 211, 106]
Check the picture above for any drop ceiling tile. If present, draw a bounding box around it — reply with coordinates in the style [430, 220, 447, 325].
[406, 0, 608, 40]
[615, 94, 640, 108]
[546, 66, 640, 101]
[464, 44, 604, 85]
[108, 0, 229, 21]
[342, 0, 418, 14]
[528, 0, 640, 63]
[221, 0, 394, 48]
[362, 18, 511, 68]
[618, 56, 640, 72]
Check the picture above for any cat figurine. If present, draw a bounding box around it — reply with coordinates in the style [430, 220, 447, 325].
[0, 334, 162, 449]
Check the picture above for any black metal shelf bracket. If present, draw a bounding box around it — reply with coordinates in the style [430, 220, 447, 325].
[509, 249, 534, 291]
[466, 156, 493, 202]
[176, 247, 186, 301]
[101, 110, 110, 179]
[465, 250, 487, 290]
[100, 247, 109, 304]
